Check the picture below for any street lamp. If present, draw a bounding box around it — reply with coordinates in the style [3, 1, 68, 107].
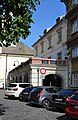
[13, 60, 19, 66]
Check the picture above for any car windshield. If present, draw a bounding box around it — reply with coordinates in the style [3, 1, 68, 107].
[70, 93, 78, 100]
[8, 84, 17, 87]
[19, 84, 32, 88]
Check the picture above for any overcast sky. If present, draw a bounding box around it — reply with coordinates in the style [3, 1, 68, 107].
[20, 0, 66, 48]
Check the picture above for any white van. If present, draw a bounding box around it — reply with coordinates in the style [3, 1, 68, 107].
[5, 83, 32, 98]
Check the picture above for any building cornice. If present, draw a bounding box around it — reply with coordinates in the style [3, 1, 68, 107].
[66, 5, 78, 18]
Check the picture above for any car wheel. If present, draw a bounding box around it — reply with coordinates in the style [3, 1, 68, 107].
[42, 99, 50, 109]
[8, 96, 12, 99]
[19, 96, 23, 101]
[65, 114, 72, 120]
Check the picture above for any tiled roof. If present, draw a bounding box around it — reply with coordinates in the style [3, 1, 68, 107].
[2, 41, 34, 55]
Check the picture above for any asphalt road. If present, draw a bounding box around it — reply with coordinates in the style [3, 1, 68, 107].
[0, 89, 69, 120]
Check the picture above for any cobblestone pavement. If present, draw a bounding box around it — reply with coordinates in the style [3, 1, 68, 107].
[0, 89, 69, 120]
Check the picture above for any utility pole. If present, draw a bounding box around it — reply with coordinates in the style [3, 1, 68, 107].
[4, 54, 7, 89]
[37, 68, 40, 86]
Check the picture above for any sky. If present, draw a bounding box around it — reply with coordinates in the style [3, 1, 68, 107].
[20, 0, 66, 48]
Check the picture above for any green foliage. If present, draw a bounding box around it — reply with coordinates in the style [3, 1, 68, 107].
[0, 0, 40, 47]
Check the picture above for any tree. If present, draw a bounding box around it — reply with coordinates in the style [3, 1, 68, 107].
[0, 0, 40, 47]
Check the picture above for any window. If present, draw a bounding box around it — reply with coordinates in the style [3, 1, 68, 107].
[72, 47, 78, 58]
[72, 0, 78, 6]
[72, 18, 78, 33]
[42, 60, 48, 64]
[48, 57, 51, 59]
[57, 30, 62, 44]
[47, 35, 52, 49]
[70, 93, 78, 100]
[50, 60, 56, 64]
[57, 52, 62, 59]
[64, 49, 68, 59]
[41, 42, 44, 53]
[19, 84, 32, 88]
[35, 46, 38, 56]
[58, 89, 73, 94]
[8, 84, 17, 87]
[72, 74, 78, 86]
[45, 88, 54, 93]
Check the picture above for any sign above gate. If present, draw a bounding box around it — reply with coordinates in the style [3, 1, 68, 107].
[40, 68, 46, 74]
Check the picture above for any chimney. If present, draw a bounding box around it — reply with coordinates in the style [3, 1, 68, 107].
[56, 17, 60, 23]
[43, 29, 47, 35]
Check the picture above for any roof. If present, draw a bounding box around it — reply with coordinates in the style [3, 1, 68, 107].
[32, 16, 66, 47]
[2, 41, 34, 56]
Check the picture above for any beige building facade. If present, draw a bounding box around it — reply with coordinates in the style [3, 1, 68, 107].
[0, 41, 34, 88]
[8, 57, 69, 88]
[32, 16, 68, 60]
[61, 0, 78, 87]
[6, 17, 69, 89]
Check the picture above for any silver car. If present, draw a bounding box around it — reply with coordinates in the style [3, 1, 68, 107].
[28, 86, 61, 109]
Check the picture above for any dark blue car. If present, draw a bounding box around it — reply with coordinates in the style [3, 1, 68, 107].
[19, 86, 37, 101]
[51, 88, 78, 110]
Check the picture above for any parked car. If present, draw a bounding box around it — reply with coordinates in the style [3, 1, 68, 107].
[28, 86, 61, 109]
[5, 83, 32, 98]
[51, 88, 78, 110]
[19, 86, 37, 101]
[65, 91, 78, 119]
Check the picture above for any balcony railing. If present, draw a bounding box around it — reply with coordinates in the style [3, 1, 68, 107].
[50, 60, 68, 66]
[41, 59, 68, 66]
[28, 57, 68, 66]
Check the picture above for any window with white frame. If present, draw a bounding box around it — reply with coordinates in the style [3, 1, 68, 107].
[47, 35, 52, 49]
[72, 47, 78, 58]
[72, 18, 78, 33]
[41, 42, 44, 53]
[72, 0, 78, 6]
[72, 74, 78, 86]
[57, 30, 62, 44]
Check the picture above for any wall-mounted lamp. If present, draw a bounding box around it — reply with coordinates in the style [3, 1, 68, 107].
[13, 60, 19, 66]
[13, 60, 19, 83]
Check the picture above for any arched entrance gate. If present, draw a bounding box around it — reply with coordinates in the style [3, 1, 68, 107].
[42, 74, 63, 88]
